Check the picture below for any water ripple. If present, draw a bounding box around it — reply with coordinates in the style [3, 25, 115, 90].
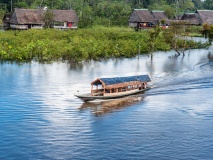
[1, 49, 213, 159]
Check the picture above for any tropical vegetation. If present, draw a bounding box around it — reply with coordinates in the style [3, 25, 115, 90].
[0, 26, 208, 63]
[0, 0, 212, 63]
[0, 0, 211, 27]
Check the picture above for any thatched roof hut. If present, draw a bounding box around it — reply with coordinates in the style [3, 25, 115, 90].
[129, 9, 155, 23]
[196, 10, 213, 25]
[9, 8, 45, 25]
[173, 14, 183, 20]
[52, 10, 78, 23]
[9, 8, 78, 25]
[2, 13, 12, 30]
[128, 9, 155, 28]
[2, 13, 12, 23]
[181, 13, 200, 25]
[7, 8, 78, 29]
[151, 10, 169, 24]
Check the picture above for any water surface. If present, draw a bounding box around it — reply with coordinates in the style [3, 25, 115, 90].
[0, 47, 213, 160]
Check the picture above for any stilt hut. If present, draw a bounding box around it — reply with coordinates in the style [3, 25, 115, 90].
[196, 10, 213, 25]
[128, 9, 155, 30]
[151, 10, 170, 27]
[181, 13, 200, 25]
[2, 13, 12, 30]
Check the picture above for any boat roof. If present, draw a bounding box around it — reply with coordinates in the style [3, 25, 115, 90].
[92, 75, 151, 86]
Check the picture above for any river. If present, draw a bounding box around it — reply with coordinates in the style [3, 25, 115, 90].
[0, 46, 213, 159]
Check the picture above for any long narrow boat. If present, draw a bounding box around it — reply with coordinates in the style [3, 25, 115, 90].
[75, 75, 151, 102]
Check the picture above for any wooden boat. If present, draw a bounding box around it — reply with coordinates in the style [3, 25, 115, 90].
[75, 75, 151, 102]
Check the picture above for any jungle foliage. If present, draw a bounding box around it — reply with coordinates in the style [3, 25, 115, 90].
[0, 0, 208, 27]
[0, 1, 209, 63]
[0, 26, 207, 63]
[201, 23, 213, 44]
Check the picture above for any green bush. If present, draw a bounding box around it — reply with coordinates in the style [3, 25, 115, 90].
[0, 26, 206, 63]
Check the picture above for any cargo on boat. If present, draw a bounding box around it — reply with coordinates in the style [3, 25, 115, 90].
[75, 75, 151, 102]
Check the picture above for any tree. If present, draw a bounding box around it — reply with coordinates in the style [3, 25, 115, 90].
[42, 10, 54, 28]
[192, 0, 204, 9]
[203, 0, 213, 10]
[147, 25, 161, 60]
[0, 0, 207, 28]
[78, 4, 94, 28]
[94, 1, 131, 26]
[162, 21, 190, 56]
[174, 0, 194, 15]
[201, 23, 213, 45]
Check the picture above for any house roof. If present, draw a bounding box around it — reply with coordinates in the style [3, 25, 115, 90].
[151, 10, 170, 24]
[151, 10, 168, 20]
[52, 10, 78, 22]
[181, 13, 200, 25]
[92, 75, 151, 89]
[174, 14, 183, 20]
[196, 10, 213, 24]
[128, 9, 155, 23]
[2, 13, 12, 23]
[9, 8, 45, 24]
[9, 8, 78, 25]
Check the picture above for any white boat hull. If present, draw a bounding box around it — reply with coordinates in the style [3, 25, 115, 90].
[75, 87, 150, 102]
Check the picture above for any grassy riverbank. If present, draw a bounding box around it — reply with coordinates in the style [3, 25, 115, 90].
[0, 26, 207, 63]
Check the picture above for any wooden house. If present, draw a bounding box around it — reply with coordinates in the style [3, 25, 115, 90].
[173, 14, 183, 20]
[2, 13, 12, 30]
[128, 9, 155, 30]
[5, 8, 78, 30]
[181, 13, 200, 25]
[9, 8, 45, 29]
[195, 10, 213, 25]
[52, 10, 78, 29]
[151, 10, 169, 26]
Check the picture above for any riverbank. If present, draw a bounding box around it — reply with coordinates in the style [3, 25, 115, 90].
[0, 26, 208, 63]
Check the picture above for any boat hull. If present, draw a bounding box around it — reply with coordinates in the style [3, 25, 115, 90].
[75, 87, 150, 102]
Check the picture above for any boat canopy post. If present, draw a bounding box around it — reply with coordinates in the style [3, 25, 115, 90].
[103, 85, 105, 96]
[91, 84, 94, 95]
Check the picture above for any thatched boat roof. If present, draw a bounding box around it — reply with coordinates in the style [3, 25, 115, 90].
[92, 75, 151, 89]
[196, 10, 213, 24]
[128, 9, 155, 23]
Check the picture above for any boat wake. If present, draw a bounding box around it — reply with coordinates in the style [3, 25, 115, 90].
[77, 61, 213, 114]
[147, 62, 213, 96]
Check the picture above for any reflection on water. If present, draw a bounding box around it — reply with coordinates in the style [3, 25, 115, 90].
[79, 95, 144, 116]
[1, 44, 213, 160]
[208, 51, 213, 62]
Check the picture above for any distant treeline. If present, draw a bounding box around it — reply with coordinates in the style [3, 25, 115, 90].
[0, 26, 208, 63]
[0, 0, 212, 27]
